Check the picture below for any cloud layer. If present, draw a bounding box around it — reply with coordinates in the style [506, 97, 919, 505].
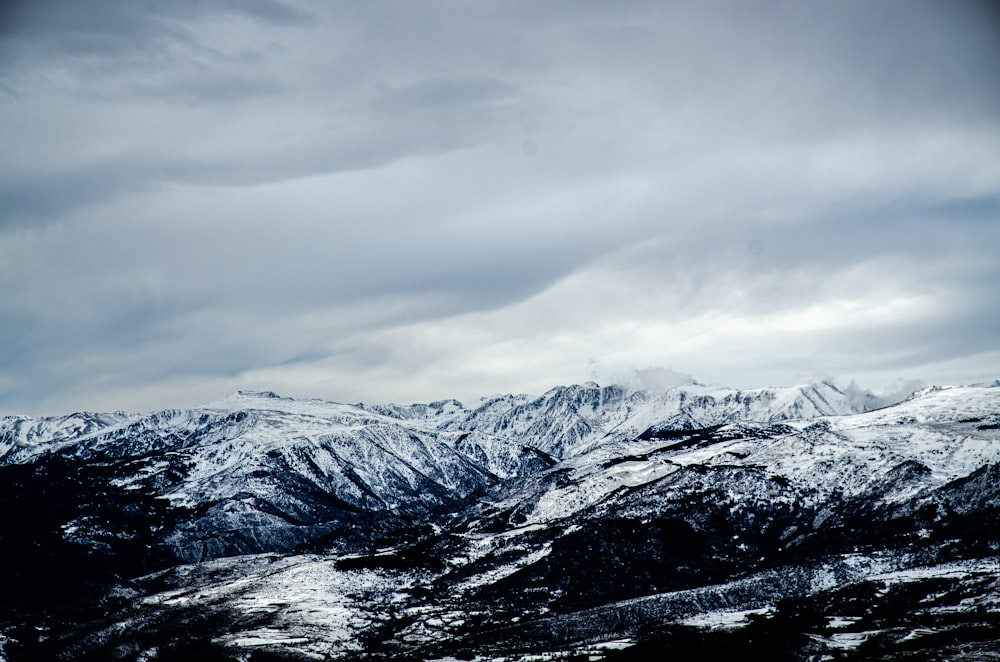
[2, 1, 999, 414]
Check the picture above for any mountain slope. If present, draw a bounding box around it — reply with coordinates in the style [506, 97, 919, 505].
[0, 381, 996, 660]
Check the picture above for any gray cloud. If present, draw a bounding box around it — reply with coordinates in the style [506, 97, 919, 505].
[1, 0, 998, 414]
[370, 77, 517, 114]
[1, 0, 310, 44]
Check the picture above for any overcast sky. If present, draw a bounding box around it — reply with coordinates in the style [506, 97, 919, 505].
[1, 1, 998, 415]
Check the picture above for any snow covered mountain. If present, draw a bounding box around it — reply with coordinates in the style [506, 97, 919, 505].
[0, 380, 873, 563]
[0, 380, 870, 542]
[1, 380, 998, 660]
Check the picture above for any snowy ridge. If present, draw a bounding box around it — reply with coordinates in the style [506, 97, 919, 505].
[0, 379, 875, 474]
[480, 385, 1000, 528]
[0, 379, 932, 556]
[0, 411, 137, 463]
[0, 382, 892, 470]
[440, 379, 887, 469]
[2, 380, 999, 660]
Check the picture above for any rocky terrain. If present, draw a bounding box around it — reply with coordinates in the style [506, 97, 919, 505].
[1, 380, 998, 660]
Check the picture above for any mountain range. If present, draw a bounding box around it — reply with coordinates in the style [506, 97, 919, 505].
[1, 379, 998, 660]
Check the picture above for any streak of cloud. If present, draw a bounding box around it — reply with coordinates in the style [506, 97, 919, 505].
[1, 0, 998, 414]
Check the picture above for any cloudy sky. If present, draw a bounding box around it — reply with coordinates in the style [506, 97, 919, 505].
[1, 1, 998, 415]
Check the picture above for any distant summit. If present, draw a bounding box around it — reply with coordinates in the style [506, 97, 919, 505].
[234, 389, 282, 399]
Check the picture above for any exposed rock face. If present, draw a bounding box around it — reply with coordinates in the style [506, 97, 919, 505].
[1, 382, 998, 660]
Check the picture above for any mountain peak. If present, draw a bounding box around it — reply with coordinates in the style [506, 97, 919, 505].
[235, 389, 282, 399]
[4, 379, 1000, 661]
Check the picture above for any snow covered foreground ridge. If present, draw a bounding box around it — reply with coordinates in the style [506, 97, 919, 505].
[2, 380, 1000, 661]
